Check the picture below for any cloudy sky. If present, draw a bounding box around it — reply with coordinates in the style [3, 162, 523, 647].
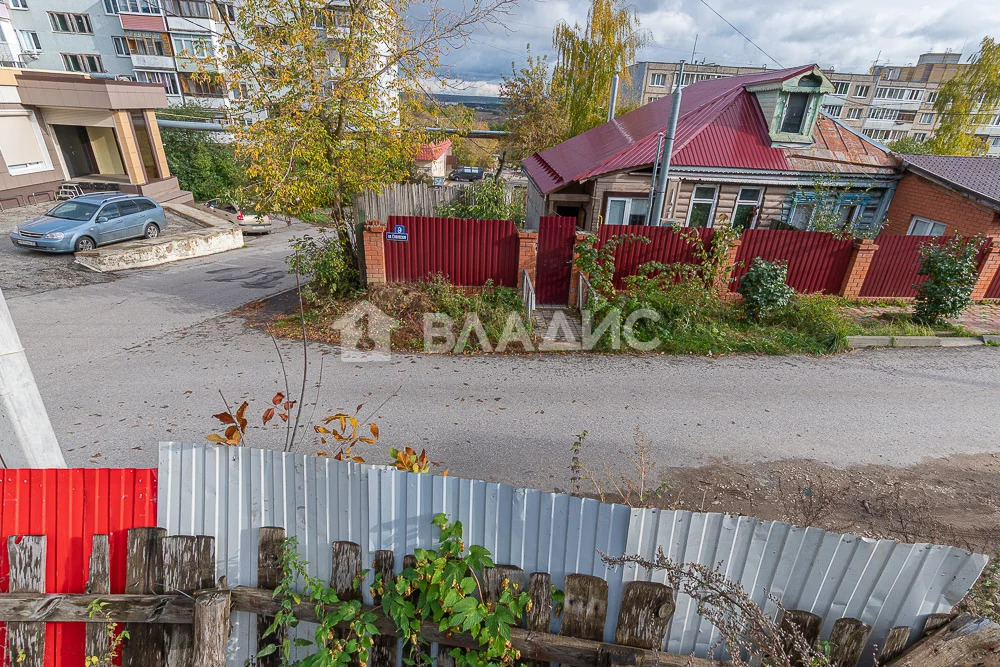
[430, 0, 1000, 96]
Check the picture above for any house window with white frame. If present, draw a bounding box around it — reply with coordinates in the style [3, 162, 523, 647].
[649, 72, 667, 87]
[991, 136, 1000, 148]
[686, 185, 718, 228]
[853, 84, 870, 97]
[868, 107, 899, 120]
[833, 81, 850, 95]
[914, 132, 928, 142]
[846, 107, 863, 120]
[172, 33, 209, 58]
[920, 112, 934, 124]
[907, 216, 946, 236]
[821, 104, 842, 118]
[732, 187, 762, 231]
[17, 30, 41, 52]
[112, 36, 130, 56]
[135, 69, 180, 95]
[605, 196, 649, 226]
[927, 91, 938, 104]
[119, 0, 161, 12]
[62, 53, 104, 73]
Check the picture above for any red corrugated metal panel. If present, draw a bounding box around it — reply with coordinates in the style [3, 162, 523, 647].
[988, 261, 1000, 299]
[597, 226, 715, 289]
[383, 216, 519, 287]
[536, 216, 577, 303]
[119, 13, 167, 31]
[731, 229, 855, 294]
[860, 235, 992, 298]
[0, 468, 157, 666]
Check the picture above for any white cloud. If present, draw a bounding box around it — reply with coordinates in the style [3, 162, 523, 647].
[434, 0, 1000, 92]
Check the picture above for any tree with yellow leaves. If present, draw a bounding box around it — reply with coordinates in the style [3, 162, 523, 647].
[212, 0, 515, 221]
[928, 37, 1000, 156]
[551, 0, 647, 138]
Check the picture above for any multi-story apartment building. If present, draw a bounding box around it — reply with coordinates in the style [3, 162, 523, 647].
[1, 0, 238, 110]
[627, 52, 1000, 155]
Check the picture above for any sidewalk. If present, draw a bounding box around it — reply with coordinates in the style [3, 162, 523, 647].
[845, 302, 1000, 334]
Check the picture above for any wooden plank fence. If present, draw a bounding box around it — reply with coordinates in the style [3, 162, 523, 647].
[0, 529, 992, 666]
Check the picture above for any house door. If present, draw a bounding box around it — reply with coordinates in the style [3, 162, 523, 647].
[53, 125, 96, 178]
[536, 216, 576, 305]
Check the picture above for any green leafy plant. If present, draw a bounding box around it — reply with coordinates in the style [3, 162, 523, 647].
[286, 234, 360, 304]
[789, 175, 883, 240]
[259, 515, 531, 666]
[913, 235, 982, 325]
[436, 179, 526, 228]
[157, 105, 243, 202]
[85, 599, 130, 666]
[738, 259, 795, 322]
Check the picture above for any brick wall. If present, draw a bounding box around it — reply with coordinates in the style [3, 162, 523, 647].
[884, 173, 1000, 237]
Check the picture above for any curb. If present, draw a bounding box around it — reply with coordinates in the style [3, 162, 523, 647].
[847, 335, 995, 349]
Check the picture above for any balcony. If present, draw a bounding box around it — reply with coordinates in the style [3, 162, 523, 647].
[131, 54, 174, 70]
[165, 15, 214, 32]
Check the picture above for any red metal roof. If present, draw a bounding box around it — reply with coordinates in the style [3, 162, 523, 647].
[523, 65, 894, 194]
[416, 139, 452, 162]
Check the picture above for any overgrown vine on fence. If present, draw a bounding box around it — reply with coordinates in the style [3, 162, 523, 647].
[258, 514, 531, 666]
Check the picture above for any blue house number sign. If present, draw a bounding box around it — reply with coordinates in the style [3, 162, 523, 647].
[386, 224, 408, 242]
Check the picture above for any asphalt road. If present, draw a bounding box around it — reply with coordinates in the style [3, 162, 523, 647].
[6, 226, 1000, 491]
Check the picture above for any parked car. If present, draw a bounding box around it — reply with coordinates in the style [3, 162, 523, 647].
[9, 193, 168, 253]
[204, 199, 272, 234]
[449, 166, 485, 182]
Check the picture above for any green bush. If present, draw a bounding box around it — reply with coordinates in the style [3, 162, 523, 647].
[158, 105, 242, 201]
[286, 234, 359, 303]
[738, 259, 794, 321]
[914, 236, 981, 325]
[436, 178, 526, 227]
[422, 275, 524, 342]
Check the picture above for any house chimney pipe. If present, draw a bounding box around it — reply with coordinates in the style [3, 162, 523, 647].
[0, 287, 66, 467]
[608, 74, 620, 122]
[645, 132, 665, 225]
[650, 61, 684, 225]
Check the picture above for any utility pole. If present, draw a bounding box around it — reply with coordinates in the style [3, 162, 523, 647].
[649, 61, 685, 226]
[0, 287, 66, 468]
[690, 34, 699, 63]
[607, 74, 620, 122]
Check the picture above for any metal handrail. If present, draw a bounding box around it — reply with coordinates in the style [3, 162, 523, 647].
[521, 268, 536, 320]
[577, 272, 592, 313]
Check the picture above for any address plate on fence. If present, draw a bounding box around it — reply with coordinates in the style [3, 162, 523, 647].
[386, 224, 408, 241]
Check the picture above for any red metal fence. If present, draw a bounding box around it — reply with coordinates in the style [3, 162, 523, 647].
[731, 229, 855, 294]
[859, 234, 939, 298]
[597, 226, 715, 289]
[383, 216, 519, 287]
[988, 263, 1000, 299]
[0, 468, 157, 665]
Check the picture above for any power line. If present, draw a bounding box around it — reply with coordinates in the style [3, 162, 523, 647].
[695, 0, 784, 69]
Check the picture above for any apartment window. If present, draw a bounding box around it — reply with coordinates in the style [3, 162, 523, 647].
[686, 185, 718, 228]
[179, 71, 224, 97]
[112, 36, 130, 56]
[126, 30, 171, 56]
[17, 30, 41, 52]
[732, 187, 762, 231]
[172, 34, 209, 58]
[136, 69, 180, 95]
[914, 132, 928, 142]
[992, 136, 1000, 148]
[0, 112, 52, 175]
[865, 129, 905, 142]
[920, 112, 934, 124]
[62, 53, 105, 73]
[104, 0, 119, 13]
[927, 91, 938, 104]
[780, 93, 810, 134]
[649, 72, 667, 87]
[218, 2, 235, 21]
[9, 0, 27, 8]
[682, 72, 723, 86]
[645, 96, 659, 104]
[163, 0, 211, 18]
[875, 87, 907, 100]
[846, 107, 863, 120]
[833, 81, 850, 95]
[821, 104, 842, 118]
[605, 197, 649, 226]
[118, 0, 161, 13]
[991, 113, 1000, 126]
[907, 89, 923, 101]
[853, 84, 870, 97]
[907, 216, 946, 236]
[49, 12, 94, 34]
[867, 107, 899, 120]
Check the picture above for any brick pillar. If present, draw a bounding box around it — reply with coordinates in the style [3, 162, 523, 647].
[838, 238, 879, 298]
[567, 232, 592, 307]
[363, 221, 386, 285]
[516, 231, 538, 290]
[715, 238, 742, 300]
[972, 239, 1000, 300]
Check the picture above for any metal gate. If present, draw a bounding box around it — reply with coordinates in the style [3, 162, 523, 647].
[536, 216, 576, 304]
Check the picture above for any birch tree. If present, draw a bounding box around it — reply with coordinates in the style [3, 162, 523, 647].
[928, 37, 1000, 156]
[551, 0, 646, 137]
[499, 50, 567, 159]
[210, 0, 516, 221]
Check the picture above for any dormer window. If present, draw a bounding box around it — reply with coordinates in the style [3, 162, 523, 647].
[781, 93, 810, 133]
